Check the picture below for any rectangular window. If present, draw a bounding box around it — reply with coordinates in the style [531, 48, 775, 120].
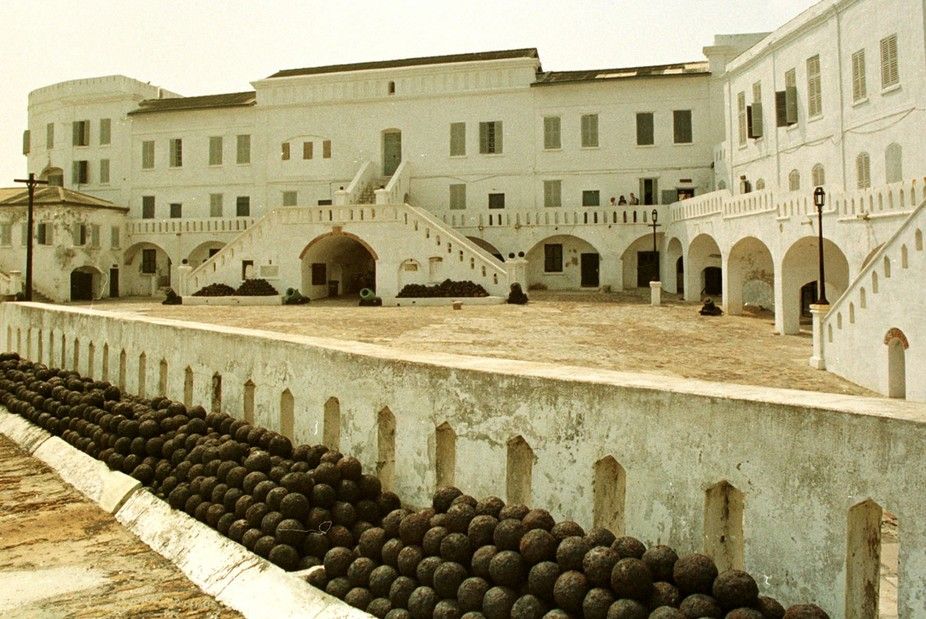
[636, 112, 654, 146]
[142, 140, 155, 168]
[543, 116, 561, 150]
[0, 224, 12, 246]
[311, 263, 327, 286]
[282, 191, 297, 206]
[582, 190, 600, 206]
[209, 136, 223, 165]
[544, 244, 563, 273]
[169, 138, 182, 167]
[737, 92, 747, 145]
[323, 140, 331, 159]
[46, 122, 54, 149]
[479, 121, 503, 154]
[90, 224, 100, 248]
[749, 81, 764, 139]
[852, 49, 867, 102]
[111, 226, 120, 249]
[673, 109, 692, 144]
[880, 34, 899, 88]
[72, 223, 87, 246]
[543, 180, 562, 207]
[806, 55, 822, 117]
[169, 203, 182, 219]
[303, 141, 313, 159]
[72, 160, 89, 184]
[236, 196, 250, 217]
[785, 68, 798, 125]
[209, 193, 223, 217]
[99, 159, 110, 184]
[37, 223, 52, 246]
[141, 248, 157, 274]
[142, 196, 155, 219]
[99, 118, 111, 145]
[449, 184, 466, 210]
[281, 142, 290, 160]
[581, 114, 598, 147]
[450, 122, 466, 156]
[236, 134, 251, 164]
[488, 193, 505, 209]
[22, 130, 30, 155]
[72, 120, 90, 146]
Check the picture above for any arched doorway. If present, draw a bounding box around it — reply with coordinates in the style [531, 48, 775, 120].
[620, 233, 665, 289]
[778, 237, 849, 334]
[187, 241, 226, 267]
[726, 237, 774, 315]
[300, 232, 377, 299]
[525, 234, 601, 290]
[70, 266, 102, 301]
[664, 238, 684, 294]
[123, 242, 172, 296]
[685, 234, 722, 302]
[885, 328, 908, 399]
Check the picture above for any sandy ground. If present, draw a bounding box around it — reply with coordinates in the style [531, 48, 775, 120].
[0, 435, 240, 618]
[78, 291, 875, 396]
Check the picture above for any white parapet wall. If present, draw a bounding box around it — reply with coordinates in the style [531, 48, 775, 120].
[1, 302, 924, 615]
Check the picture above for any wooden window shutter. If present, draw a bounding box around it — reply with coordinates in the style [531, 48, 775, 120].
[785, 87, 799, 124]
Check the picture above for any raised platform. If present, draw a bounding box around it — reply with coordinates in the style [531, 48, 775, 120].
[386, 295, 505, 307]
[182, 295, 282, 306]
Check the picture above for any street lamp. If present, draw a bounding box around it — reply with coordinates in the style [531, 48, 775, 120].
[13, 172, 48, 301]
[648, 208, 661, 281]
[813, 186, 828, 305]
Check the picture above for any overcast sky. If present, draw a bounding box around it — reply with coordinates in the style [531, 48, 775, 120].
[0, 0, 820, 187]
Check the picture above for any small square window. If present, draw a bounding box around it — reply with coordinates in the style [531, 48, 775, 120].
[488, 193, 505, 209]
[209, 194, 223, 217]
[636, 112, 654, 146]
[169, 138, 182, 167]
[236, 134, 251, 164]
[281, 142, 290, 161]
[282, 191, 297, 206]
[236, 196, 250, 217]
[142, 196, 155, 219]
[544, 244, 563, 273]
[303, 142, 313, 159]
[169, 203, 182, 219]
[323, 140, 331, 159]
[582, 190, 600, 206]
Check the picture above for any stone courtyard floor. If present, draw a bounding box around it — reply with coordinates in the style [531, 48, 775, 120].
[78, 290, 875, 396]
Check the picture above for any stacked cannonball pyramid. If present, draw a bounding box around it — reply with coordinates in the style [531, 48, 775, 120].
[0, 353, 829, 618]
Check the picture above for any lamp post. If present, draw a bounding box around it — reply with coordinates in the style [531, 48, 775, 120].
[648, 208, 661, 281]
[13, 173, 48, 302]
[813, 186, 828, 305]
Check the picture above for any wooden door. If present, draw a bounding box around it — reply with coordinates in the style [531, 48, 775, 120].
[383, 131, 402, 176]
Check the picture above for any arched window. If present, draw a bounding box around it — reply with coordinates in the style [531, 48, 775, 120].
[755, 178, 766, 190]
[788, 169, 801, 191]
[811, 164, 825, 187]
[856, 153, 871, 189]
[885, 143, 903, 183]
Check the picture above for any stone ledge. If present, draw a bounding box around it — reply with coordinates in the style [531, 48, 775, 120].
[182, 295, 282, 306]
[0, 408, 52, 453]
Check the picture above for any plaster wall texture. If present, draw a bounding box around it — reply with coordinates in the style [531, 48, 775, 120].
[2, 301, 924, 615]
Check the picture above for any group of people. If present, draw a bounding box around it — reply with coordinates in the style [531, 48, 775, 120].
[609, 193, 640, 207]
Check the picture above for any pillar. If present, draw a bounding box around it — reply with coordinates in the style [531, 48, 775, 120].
[176, 264, 193, 297]
[650, 281, 662, 306]
[809, 304, 830, 369]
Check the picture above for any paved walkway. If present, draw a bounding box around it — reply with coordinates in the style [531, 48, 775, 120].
[0, 435, 239, 618]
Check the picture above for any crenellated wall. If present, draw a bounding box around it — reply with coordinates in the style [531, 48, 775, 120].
[1, 302, 924, 616]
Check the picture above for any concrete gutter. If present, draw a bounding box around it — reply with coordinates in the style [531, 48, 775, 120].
[0, 408, 371, 619]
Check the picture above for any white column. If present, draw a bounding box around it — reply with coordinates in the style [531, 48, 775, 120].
[809, 303, 830, 369]
[506, 258, 528, 289]
[650, 281, 662, 306]
[176, 265, 193, 297]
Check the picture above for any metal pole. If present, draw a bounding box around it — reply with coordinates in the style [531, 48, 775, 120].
[817, 202, 828, 304]
[14, 172, 47, 302]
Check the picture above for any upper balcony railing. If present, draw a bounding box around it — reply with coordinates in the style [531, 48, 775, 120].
[127, 216, 255, 236]
[442, 205, 665, 230]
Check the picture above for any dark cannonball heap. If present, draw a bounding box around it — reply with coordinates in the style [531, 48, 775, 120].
[0, 352, 830, 618]
[396, 280, 489, 298]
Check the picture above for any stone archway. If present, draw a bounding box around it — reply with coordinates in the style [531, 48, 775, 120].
[525, 234, 601, 290]
[664, 238, 684, 294]
[725, 237, 774, 315]
[70, 266, 102, 301]
[778, 237, 849, 334]
[620, 233, 665, 289]
[123, 241, 172, 296]
[685, 234, 722, 302]
[300, 232, 377, 299]
[187, 241, 226, 268]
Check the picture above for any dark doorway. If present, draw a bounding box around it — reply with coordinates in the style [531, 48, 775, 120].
[800, 282, 817, 318]
[580, 253, 600, 287]
[637, 251, 660, 286]
[704, 267, 722, 296]
[675, 257, 684, 294]
[70, 271, 93, 301]
[109, 268, 119, 298]
[640, 178, 659, 205]
[383, 130, 402, 176]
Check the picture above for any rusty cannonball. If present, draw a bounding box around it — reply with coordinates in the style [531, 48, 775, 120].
[510, 594, 548, 619]
[388, 575, 417, 609]
[519, 528, 558, 565]
[325, 576, 352, 599]
[606, 598, 648, 619]
[326, 524, 354, 548]
[527, 561, 560, 602]
[431, 513, 452, 529]
[550, 520, 585, 541]
[611, 536, 646, 559]
[678, 593, 722, 618]
[407, 586, 439, 619]
[471, 545, 498, 579]
[433, 599, 462, 619]
[383, 509, 410, 538]
[397, 545, 424, 578]
[782, 605, 830, 619]
[381, 538, 404, 567]
[552, 570, 588, 615]
[433, 486, 464, 513]
[446, 502, 476, 534]
[493, 518, 527, 551]
[459, 611, 485, 619]
[583, 545, 619, 587]
[650, 581, 681, 609]
[336, 455, 363, 481]
[386, 608, 411, 619]
[347, 557, 377, 588]
[555, 535, 592, 571]
[586, 527, 616, 548]
[400, 511, 432, 545]
[482, 586, 518, 619]
[345, 587, 373, 610]
[522, 509, 555, 532]
[440, 532, 473, 564]
[451, 494, 478, 509]
[582, 587, 615, 619]
[433, 561, 468, 599]
[416, 555, 443, 587]
[488, 549, 526, 588]
[457, 576, 491, 612]
[756, 596, 786, 618]
[468, 514, 498, 548]
[359, 527, 388, 561]
[367, 598, 393, 619]
[499, 503, 529, 521]
[423, 526, 449, 556]
[323, 546, 354, 578]
[369, 565, 399, 599]
[268, 543, 300, 571]
[475, 496, 505, 518]
[306, 566, 328, 590]
[303, 532, 330, 560]
[649, 607, 685, 619]
[642, 545, 679, 582]
[712, 570, 759, 610]
[726, 609, 765, 619]
[610, 558, 652, 602]
[673, 553, 719, 595]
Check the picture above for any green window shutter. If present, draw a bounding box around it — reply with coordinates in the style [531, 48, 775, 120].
[237, 134, 251, 164]
[581, 114, 598, 147]
[479, 122, 488, 153]
[449, 184, 466, 209]
[495, 121, 503, 154]
[72, 122, 80, 146]
[673, 110, 692, 143]
[636, 113, 654, 145]
[785, 87, 798, 124]
[100, 119, 111, 145]
[450, 123, 465, 156]
[748, 103, 764, 138]
[22, 130, 30, 155]
[71, 161, 79, 184]
[544, 117, 561, 149]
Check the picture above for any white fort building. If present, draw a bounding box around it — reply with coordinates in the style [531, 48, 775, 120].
[2, 0, 924, 401]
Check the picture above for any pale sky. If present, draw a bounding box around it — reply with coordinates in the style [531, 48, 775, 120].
[0, 0, 820, 187]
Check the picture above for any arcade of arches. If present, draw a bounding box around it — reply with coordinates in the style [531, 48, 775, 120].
[300, 233, 376, 299]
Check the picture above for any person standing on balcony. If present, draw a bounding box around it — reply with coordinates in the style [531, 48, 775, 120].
[629, 193, 639, 205]
[610, 196, 617, 207]
[618, 195, 627, 205]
